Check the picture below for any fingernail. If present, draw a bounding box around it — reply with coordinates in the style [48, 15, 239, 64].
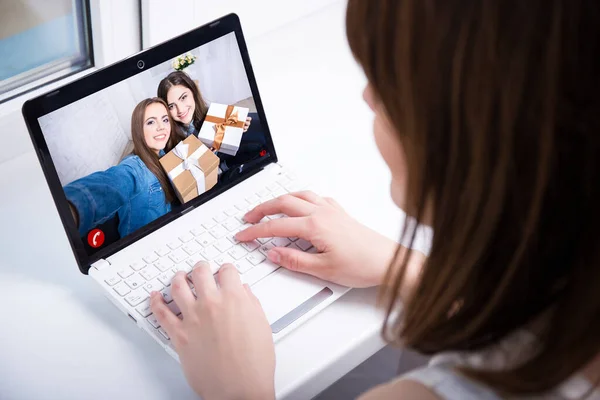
[268, 249, 281, 263]
[197, 261, 210, 268]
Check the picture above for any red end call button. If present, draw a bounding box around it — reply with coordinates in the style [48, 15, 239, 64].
[87, 229, 105, 248]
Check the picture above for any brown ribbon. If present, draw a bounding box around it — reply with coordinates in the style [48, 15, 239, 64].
[204, 105, 244, 150]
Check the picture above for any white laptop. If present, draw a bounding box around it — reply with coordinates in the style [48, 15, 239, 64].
[22, 14, 348, 360]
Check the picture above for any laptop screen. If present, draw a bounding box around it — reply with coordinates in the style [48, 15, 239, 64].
[34, 29, 273, 262]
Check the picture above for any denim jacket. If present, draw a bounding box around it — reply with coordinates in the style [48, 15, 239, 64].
[64, 154, 171, 238]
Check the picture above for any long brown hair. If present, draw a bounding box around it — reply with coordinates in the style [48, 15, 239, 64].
[347, 0, 600, 395]
[157, 71, 209, 133]
[130, 98, 184, 203]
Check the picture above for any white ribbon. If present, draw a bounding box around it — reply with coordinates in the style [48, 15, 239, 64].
[167, 141, 209, 195]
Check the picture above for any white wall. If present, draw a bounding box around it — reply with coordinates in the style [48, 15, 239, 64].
[141, 0, 340, 48]
[131, 32, 252, 105]
[38, 81, 132, 186]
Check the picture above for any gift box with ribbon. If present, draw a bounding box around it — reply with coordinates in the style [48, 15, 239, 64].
[159, 135, 219, 203]
[197, 103, 249, 156]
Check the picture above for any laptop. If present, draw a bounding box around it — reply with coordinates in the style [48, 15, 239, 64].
[22, 14, 349, 360]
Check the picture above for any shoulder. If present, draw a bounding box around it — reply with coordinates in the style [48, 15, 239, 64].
[117, 155, 147, 180]
[359, 378, 441, 400]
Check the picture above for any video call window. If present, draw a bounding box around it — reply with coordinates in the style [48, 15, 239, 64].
[37, 32, 269, 255]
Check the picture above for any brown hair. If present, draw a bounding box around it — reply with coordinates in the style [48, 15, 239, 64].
[130, 98, 184, 203]
[347, 0, 600, 395]
[157, 71, 209, 133]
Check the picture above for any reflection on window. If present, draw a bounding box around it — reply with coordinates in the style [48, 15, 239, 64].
[0, 0, 93, 103]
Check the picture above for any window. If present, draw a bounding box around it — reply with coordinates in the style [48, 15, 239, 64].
[0, 0, 93, 103]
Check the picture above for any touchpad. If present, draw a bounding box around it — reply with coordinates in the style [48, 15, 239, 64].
[251, 268, 332, 334]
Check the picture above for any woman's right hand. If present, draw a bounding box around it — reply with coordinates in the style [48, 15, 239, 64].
[235, 191, 402, 288]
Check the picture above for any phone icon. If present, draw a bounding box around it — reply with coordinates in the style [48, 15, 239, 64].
[87, 229, 105, 248]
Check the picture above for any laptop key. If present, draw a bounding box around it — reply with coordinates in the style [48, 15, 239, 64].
[241, 240, 260, 252]
[271, 237, 291, 248]
[295, 239, 313, 251]
[224, 207, 238, 217]
[158, 270, 175, 287]
[117, 266, 134, 279]
[196, 232, 215, 247]
[259, 243, 275, 255]
[223, 218, 242, 232]
[125, 291, 148, 307]
[140, 265, 160, 281]
[130, 261, 146, 271]
[226, 233, 241, 245]
[154, 258, 174, 272]
[124, 274, 145, 290]
[214, 238, 233, 253]
[182, 241, 202, 255]
[136, 300, 152, 318]
[143, 253, 159, 263]
[213, 211, 228, 223]
[186, 253, 206, 267]
[247, 251, 267, 266]
[155, 246, 170, 257]
[256, 188, 270, 198]
[214, 254, 235, 267]
[234, 259, 254, 274]
[201, 219, 217, 230]
[209, 225, 228, 239]
[228, 245, 248, 260]
[105, 276, 121, 286]
[167, 240, 182, 250]
[266, 182, 280, 192]
[190, 227, 205, 237]
[113, 282, 131, 296]
[147, 314, 160, 328]
[143, 278, 164, 294]
[201, 245, 220, 260]
[160, 286, 173, 303]
[158, 327, 170, 340]
[168, 249, 188, 264]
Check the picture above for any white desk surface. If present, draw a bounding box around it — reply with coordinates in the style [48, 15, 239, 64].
[0, 3, 412, 399]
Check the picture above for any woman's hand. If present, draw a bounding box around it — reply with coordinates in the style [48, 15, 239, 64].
[235, 191, 401, 288]
[243, 116, 252, 132]
[150, 264, 275, 400]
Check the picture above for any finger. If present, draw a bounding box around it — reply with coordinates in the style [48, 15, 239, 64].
[286, 191, 328, 206]
[191, 261, 219, 299]
[217, 263, 242, 291]
[267, 246, 325, 275]
[170, 272, 196, 316]
[236, 217, 310, 241]
[243, 194, 316, 223]
[323, 196, 344, 211]
[150, 291, 182, 339]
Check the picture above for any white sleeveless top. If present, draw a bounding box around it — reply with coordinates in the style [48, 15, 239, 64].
[400, 330, 600, 399]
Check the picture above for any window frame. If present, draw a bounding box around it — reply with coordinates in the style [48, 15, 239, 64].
[0, 0, 95, 104]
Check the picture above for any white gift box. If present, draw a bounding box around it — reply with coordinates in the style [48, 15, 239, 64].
[198, 103, 249, 156]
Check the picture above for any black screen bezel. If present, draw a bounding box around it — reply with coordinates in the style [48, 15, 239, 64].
[22, 14, 278, 275]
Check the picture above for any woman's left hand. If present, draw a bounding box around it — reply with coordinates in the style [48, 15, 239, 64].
[150, 262, 276, 400]
[244, 116, 252, 132]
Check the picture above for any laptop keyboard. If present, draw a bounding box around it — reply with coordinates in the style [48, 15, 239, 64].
[102, 172, 313, 341]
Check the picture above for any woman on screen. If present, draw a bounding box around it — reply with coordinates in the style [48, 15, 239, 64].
[158, 70, 267, 179]
[64, 98, 184, 239]
[157, 71, 252, 138]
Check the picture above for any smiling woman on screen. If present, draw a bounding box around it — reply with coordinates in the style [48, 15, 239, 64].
[148, 0, 600, 399]
[65, 98, 184, 239]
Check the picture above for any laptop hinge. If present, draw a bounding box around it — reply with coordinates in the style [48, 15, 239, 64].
[91, 259, 111, 271]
